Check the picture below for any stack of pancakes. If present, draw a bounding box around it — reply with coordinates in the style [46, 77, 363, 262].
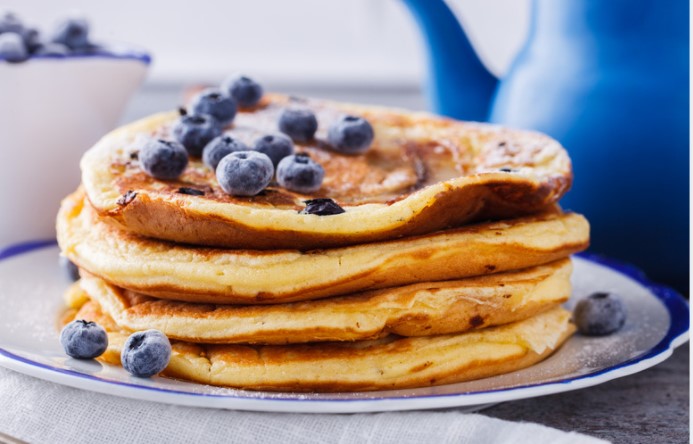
[57, 94, 589, 392]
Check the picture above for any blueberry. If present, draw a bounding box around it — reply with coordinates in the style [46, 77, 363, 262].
[216, 151, 274, 196]
[121, 330, 171, 378]
[202, 135, 249, 170]
[278, 108, 318, 143]
[327, 115, 374, 154]
[68, 42, 104, 56]
[301, 198, 345, 216]
[59, 255, 80, 282]
[190, 88, 237, 126]
[0, 11, 24, 34]
[574, 292, 627, 336]
[253, 133, 294, 167]
[21, 27, 41, 53]
[177, 187, 204, 196]
[139, 139, 189, 180]
[223, 75, 263, 108]
[34, 42, 69, 57]
[0, 32, 27, 63]
[276, 153, 324, 194]
[51, 16, 90, 50]
[60, 320, 108, 359]
[173, 113, 222, 157]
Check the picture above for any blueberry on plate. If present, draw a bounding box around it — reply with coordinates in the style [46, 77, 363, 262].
[574, 292, 627, 336]
[59, 255, 80, 282]
[278, 108, 318, 143]
[189, 88, 237, 126]
[216, 151, 274, 196]
[173, 113, 222, 157]
[0, 32, 27, 63]
[327, 115, 374, 154]
[139, 139, 189, 180]
[60, 320, 108, 359]
[51, 16, 90, 50]
[276, 153, 324, 194]
[223, 75, 263, 108]
[121, 330, 171, 378]
[202, 135, 249, 171]
[253, 133, 294, 167]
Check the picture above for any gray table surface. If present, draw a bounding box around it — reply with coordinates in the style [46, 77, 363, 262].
[485, 344, 690, 444]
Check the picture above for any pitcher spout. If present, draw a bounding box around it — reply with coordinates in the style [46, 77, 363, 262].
[401, 0, 498, 120]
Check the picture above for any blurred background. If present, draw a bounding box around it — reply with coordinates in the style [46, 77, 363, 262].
[2, 0, 688, 294]
[2, 0, 529, 115]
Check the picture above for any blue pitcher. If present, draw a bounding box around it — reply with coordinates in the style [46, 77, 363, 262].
[401, 0, 689, 292]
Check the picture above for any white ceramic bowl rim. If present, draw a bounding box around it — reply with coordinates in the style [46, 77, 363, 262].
[2, 45, 151, 65]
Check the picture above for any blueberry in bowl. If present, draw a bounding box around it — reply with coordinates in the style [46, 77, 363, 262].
[0, 11, 23, 34]
[51, 16, 90, 50]
[33, 42, 69, 57]
[21, 26, 41, 53]
[0, 11, 150, 63]
[0, 32, 27, 63]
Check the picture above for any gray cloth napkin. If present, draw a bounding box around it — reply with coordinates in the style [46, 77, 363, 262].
[0, 367, 608, 444]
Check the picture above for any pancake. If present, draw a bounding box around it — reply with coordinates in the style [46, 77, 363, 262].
[72, 300, 575, 392]
[78, 258, 572, 344]
[81, 93, 573, 250]
[58, 191, 589, 304]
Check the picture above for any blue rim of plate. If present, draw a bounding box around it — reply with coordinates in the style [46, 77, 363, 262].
[0, 241, 688, 405]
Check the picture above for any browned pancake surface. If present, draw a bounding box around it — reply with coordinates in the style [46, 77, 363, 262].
[81, 94, 573, 249]
[79, 259, 572, 344]
[73, 300, 575, 392]
[58, 191, 589, 304]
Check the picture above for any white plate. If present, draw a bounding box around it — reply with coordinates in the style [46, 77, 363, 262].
[0, 241, 688, 413]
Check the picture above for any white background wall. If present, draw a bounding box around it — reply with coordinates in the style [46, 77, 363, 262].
[3, 0, 530, 87]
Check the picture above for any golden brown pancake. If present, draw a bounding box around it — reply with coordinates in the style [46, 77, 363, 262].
[73, 299, 575, 392]
[81, 94, 573, 250]
[78, 258, 572, 344]
[58, 191, 589, 304]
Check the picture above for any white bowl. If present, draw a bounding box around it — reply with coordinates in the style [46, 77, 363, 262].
[0, 49, 149, 246]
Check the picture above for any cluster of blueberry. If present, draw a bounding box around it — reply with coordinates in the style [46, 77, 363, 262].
[0, 11, 100, 63]
[61, 319, 171, 378]
[60, 258, 172, 378]
[138, 76, 375, 197]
